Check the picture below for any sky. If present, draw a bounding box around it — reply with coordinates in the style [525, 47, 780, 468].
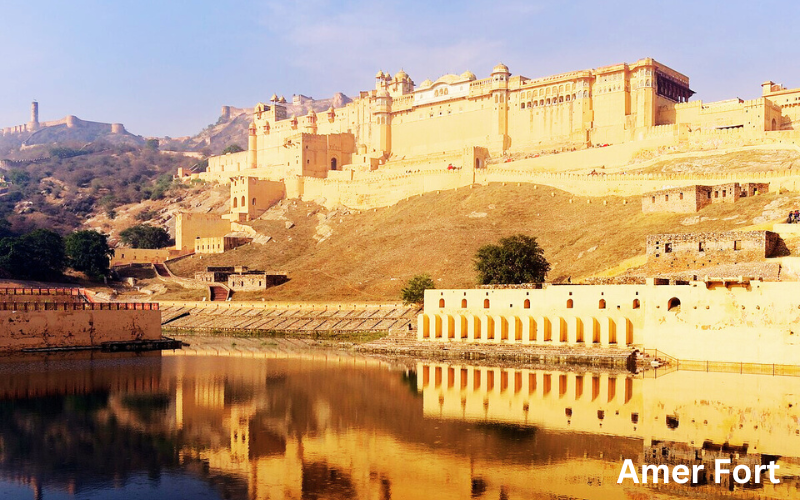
[1, 0, 798, 138]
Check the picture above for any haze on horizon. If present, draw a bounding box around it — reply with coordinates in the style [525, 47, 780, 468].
[1, 0, 797, 139]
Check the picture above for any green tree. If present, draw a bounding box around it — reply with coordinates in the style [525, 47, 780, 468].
[474, 234, 550, 285]
[65, 230, 113, 279]
[119, 224, 171, 249]
[221, 144, 244, 155]
[0, 228, 66, 280]
[401, 273, 435, 305]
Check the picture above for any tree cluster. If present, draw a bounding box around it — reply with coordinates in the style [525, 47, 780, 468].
[119, 224, 171, 249]
[0, 228, 112, 281]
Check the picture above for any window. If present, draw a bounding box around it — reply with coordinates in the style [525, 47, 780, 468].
[679, 192, 683, 200]
[698, 242, 705, 252]
[734, 240, 742, 251]
[665, 195, 669, 202]
[439, 298, 445, 308]
[632, 299, 640, 309]
[667, 297, 681, 311]
[524, 299, 530, 309]
[665, 243, 672, 253]
[461, 298, 467, 308]
[598, 299, 606, 309]
[567, 299, 573, 309]
[652, 196, 655, 203]
[484, 299, 490, 308]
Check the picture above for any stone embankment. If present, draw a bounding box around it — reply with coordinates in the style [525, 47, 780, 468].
[159, 301, 419, 333]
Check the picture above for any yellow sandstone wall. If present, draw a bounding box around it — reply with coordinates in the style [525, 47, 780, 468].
[175, 212, 231, 252]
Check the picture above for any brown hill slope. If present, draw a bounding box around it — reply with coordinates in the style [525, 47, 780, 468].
[166, 183, 799, 301]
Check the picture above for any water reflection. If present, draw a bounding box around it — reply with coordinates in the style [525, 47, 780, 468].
[0, 350, 799, 499]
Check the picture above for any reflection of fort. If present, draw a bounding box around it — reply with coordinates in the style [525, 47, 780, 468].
[4, 350, 800, 499]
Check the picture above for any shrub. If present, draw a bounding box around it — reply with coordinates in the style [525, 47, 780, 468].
[401, 273, 435, 305]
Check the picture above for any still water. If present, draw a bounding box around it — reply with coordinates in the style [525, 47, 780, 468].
[0, 349, 798, 500]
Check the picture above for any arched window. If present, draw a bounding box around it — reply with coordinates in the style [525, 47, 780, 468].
[241, 196, 245, 207]
[567, 299, 573, 309]
[461, 298, 467, 308]
[632, 299, 640, 309]
[484, 299, 490, 309]
[523, 299, 530, 309]
[233, 197, 238, 208]
[599, 299, 606, 309]
[668, 297, 681, 311]
[439, 298, 445, 308]
[331, 157, 338, 170]
[252, 197, 256, 206]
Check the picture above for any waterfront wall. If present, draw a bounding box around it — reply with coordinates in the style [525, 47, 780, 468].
[418, 280, 800, 365]
[0, 303, 162, 351]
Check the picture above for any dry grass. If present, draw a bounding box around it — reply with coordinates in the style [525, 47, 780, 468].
[165, 183, 800, 302]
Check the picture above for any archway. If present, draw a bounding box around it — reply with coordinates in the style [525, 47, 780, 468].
[772, 118, 778, 131]
[331, 157, 338, 170]
[668, 297, 681, 312]
[233, 197, 238, 208]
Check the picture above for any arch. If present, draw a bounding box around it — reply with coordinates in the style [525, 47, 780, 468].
[447, 315, 455, 339]
[566, 299, 573, 309]
[772, 118, 777, 131]
[241, 196, 245, 207]
[421, 315, 430, 338]
[252, 197, 256, 206]
[486, 317, 495, 340]
[484, 298, 490, 309]
[434, 315, 442, 338]
[598, 299, 606, 309]
[625, 319, 633, 345]
[514, 317, 523, 341]
[460, 316, 468, 339]
[523, 299, 530, 309]
[461, 298, 467, 308]
[233, 197, 238, 208]
[632, 299, 640, 309]
[473, 316, 482, 340]
[331, 157, 338, 170]
[438, 298, 445, 308]
[668, 297, 681, 312]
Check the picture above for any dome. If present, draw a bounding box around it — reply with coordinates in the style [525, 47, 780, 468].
[492, 63, 509, 74]
[395, 69, 409, 81]
[270, 93, 278, 102]
[279, 96, 287, 104]
[419, 79, 434, 89]
[435, 74, 460, 85]
[460, 71, 477, 81]
[375, 70, 385, 78]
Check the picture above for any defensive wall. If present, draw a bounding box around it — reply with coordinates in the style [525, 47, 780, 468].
[0, 288, 161, 351]
[642, 182, 769, 213]
[418, 279, 800, 365]
[175, 212, 232, 252]
[111, 248, 187, 266]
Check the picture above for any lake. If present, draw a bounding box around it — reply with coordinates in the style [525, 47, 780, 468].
[0, 348, 797, 499]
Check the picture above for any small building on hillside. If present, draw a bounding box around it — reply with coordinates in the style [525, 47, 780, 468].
[194, 266, 288, 291]
[642, 182, 769, 213]
[194, 235, 252, 254]
[646, 230, 779, 272]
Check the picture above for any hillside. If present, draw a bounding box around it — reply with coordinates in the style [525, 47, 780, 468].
[165, 182, 800, 302]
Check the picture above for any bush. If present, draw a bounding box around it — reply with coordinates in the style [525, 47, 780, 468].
[119, 224, 171, 249]
[474, 234, 550, 285]
[222, 144, 244, 155]
[401, 273, 435, 305]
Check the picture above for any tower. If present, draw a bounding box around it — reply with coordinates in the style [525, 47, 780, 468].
[490, 63, 511, 152]
[29, 101, 39, 131]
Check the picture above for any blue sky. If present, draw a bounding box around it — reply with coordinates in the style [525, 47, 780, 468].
[1, 0, 798, 138]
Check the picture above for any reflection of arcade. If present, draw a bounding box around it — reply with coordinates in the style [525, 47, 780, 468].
[420, 361, 800, 497]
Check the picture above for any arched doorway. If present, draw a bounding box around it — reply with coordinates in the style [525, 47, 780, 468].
[331, 157, 338, 170]
[668, 297, 681, 312]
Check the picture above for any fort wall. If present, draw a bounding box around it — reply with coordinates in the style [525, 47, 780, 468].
[111, 248, 185, 266]
[645, 231, 778, 272]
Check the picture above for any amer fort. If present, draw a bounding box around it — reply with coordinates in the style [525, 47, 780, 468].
[147, 56, 800, 369]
